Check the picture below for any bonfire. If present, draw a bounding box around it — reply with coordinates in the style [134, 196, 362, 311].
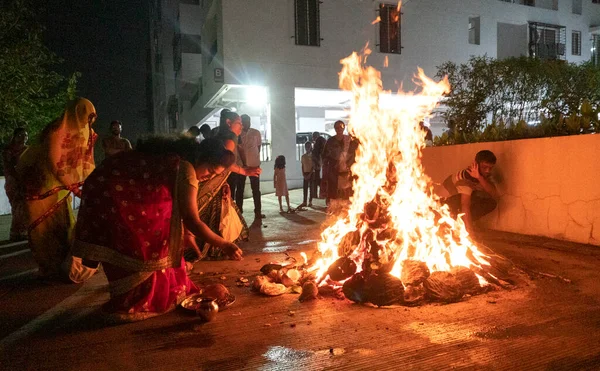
[252, 47, 516, 306]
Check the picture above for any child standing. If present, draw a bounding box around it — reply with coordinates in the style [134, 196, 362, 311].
[300, 142, 314, 207]
[274, 155, 292, 213]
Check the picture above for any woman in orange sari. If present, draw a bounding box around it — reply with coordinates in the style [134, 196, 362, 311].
[17, 98, 97, 279]
[72, 137, 240, 322]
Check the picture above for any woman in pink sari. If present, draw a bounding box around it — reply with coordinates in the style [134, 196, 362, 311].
[72, 136, 240, 322]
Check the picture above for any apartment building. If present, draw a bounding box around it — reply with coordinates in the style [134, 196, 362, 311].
[154, 0, 600, 189]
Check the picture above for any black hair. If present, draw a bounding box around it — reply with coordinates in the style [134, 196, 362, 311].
[475, 150, 496, 164]
[187, 126, 201, 136]
[199, 124, 211, 134]
[136, 135, 233, 168]
[218, 108, 232, 127]
[110, 120, 122, 127]
[274, 155, 286, 169]
[219, 110, 240, 129]
[241, 114, 251, 123]
[334, 120, 345, 130]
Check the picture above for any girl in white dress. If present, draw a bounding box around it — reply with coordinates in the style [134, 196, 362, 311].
[274, 155, 292, 213]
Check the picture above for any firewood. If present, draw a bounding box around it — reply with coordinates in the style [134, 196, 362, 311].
[327, 257, 357, 282]
[424, 271, 463, 303]
[403, 284, 426, 306]
[450, 266, 481, 295]
[401, 260, 430, 286]
[363, 273, 404, 307]
[342, 272, 367, 303]
[338, 230, 361, 256]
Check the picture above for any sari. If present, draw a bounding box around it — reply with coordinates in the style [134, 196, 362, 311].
[2, 142, 29, 240]
[17, 98, 97, 278]
[72, 151, 199, 322]
[191, 170, 249, 260]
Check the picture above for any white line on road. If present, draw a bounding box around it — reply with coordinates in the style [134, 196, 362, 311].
[0, 249, 30, 260]
[0, 268, 38, 282]
[0, 241, 27, 250]
[0, 274, 108, 348]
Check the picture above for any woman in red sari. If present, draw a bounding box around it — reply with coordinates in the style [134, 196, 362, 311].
[72, 136, 239, 322]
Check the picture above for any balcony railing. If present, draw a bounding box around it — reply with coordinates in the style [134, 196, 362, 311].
[529, 42, 566, 60]
[500, 0, 558, 11]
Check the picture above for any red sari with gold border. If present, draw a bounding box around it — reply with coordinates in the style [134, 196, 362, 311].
[72, 151, 198, 321]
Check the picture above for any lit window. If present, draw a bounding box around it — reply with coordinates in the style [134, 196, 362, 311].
[379, 3, 402, 54]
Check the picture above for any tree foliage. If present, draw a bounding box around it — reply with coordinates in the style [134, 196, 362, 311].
[435, 56, 600, 145]
[0, 0, 79, 148]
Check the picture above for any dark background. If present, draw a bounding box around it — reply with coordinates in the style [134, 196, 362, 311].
[41, 0, 152, 158]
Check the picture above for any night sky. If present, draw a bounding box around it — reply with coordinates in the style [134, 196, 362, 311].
[42, 0, 151, 153]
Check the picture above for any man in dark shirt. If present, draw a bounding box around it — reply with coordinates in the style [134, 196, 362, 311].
[442, 150, 498, 233]
[311, 131, 326, 199]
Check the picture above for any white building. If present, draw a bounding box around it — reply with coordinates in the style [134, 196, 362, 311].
[159, 0, 600, 190]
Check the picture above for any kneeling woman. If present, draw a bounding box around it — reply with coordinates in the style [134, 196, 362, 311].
[72, 136, 240, 322]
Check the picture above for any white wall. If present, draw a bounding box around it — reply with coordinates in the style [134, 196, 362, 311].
[422, 135, 600, 246]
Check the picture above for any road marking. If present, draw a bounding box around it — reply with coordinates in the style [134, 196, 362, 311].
[0, 249, 30, 260]
[0, 241, 27, 250]
[0, 268, 38, 282]
[0, 274, 108, 348]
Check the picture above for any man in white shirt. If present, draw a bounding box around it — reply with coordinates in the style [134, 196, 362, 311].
[239, 114, 265, 219]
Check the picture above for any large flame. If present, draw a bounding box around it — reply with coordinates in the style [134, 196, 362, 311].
[310, 48, 490, 285]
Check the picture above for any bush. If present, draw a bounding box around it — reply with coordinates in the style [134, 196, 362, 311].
[435, 56, 600, 145]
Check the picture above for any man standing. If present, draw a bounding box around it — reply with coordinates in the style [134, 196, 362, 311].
[442, 150, 498, 233]
[185, 126, 201, 142]
[239, 114, 265, 219]
[322, 121, 358, 206]
[300, 141, 314, 208]
[199, 124, 212, 140]
[311, 131, 326, 199]
[102, 120, 132, 158]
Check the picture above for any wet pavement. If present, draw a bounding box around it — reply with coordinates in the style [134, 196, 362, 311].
[1, 190, 600, 370]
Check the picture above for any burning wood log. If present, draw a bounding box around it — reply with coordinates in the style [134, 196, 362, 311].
[401, 260, 431, 286]
[403, 284, 426, 306]
[424, 271, 463, 303]
[327, 257, 357, 282]
[363, 273, 405, 307]
[338, 230, 361, 256]
[450, 266, 481, 295]
[342, 272, 368, 304]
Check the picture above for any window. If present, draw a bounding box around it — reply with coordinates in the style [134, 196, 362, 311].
[379, 3, 402, 54]
[469, 16, 480, 45]
[528, 22, 566, 60]
[592, 35, 600, 65]
[294, 0, 320, 46]
[572, 31, 581, 56]
[572, 0, 582, 14]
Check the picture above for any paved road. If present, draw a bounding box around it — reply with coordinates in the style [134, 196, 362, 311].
[1, 191, 600, 370]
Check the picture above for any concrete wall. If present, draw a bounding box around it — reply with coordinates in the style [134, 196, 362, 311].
[421, 134, 600, 246]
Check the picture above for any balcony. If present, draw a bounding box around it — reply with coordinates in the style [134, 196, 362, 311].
[499, 0, 558, 11]
[529, 22, 566, 61]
